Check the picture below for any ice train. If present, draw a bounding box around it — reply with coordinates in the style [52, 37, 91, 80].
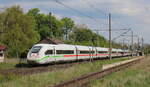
[27, 44, 130, 64]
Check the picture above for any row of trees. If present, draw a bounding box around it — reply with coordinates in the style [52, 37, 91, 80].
[0, 6, 122, 58]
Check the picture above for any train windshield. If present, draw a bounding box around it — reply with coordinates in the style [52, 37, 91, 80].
[31, 46, 42, 53]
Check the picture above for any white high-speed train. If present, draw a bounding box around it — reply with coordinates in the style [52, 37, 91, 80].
[27, 44, 130, 64]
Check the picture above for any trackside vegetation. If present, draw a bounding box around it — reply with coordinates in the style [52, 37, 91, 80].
[89, 57, 150, 87]
[0, 58, 27, 70]
[0, 57, 129, 87]
[0, 5, 123, 58]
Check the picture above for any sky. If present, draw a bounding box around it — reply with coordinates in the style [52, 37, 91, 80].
[0, 0, 150, 45]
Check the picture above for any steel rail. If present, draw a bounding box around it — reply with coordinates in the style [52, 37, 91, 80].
[52, 56, 144, 87]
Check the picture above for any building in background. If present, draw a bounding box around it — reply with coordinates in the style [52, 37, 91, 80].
[0, 45, 6, 62]
[38, 37, 64, 44]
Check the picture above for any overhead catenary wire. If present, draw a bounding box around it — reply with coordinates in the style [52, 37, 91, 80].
[53, 0, 99, 22]
[53, 0, 124, 31]
[53, 0, 138, 48]
[81, 0, 132, 31]
[112, 29, 131, 41]
[80, 0, 109, 27]
[93, 29, 130, 31]
[81, 0, 108, 16]
[80, 0, 132, 38]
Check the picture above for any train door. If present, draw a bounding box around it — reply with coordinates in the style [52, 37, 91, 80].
[95, 48, 98, 58]
[91, 47, 94, 59]
[88, 47, 92, 61]
[53, 46, 56, 62]
[93, 47, 97, 59]
[75, 46, 78, 61]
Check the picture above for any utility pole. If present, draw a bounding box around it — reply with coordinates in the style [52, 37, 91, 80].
[137, 37, 140, 56]
[131, 31, 133, 57]
[137, 37, 140, 49]
[0, 32, 2, 43]
[49, 12, 53, 38]
[141, 37, 144, 55]
[122, 38, 125, 55]
[97, 30, 99, 47]
[109, 13, 112, 60]
[122, 38, 125, 50]
[94, 29, 99, 46]
[141, 37, 144, 50]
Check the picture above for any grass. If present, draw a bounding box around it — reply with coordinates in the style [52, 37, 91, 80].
[89, 57, 150, 87]
[0, 58, 27, 70]
[0, 57, 130, 87]
[0, 62, 18, 70]
[0, 74, 21, 84]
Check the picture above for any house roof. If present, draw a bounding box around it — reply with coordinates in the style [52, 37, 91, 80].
[38, 37, 64, 44]
[0, 45, 6, 50]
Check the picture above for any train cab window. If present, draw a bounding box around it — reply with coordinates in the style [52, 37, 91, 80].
[56, 50, 74, 54]
[31, 46, 42, 53]
[45, 50, 53, 55]
[80, 51, 90, 54]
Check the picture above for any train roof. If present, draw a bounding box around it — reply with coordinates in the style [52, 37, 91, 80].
[33, 44, 129, 52]
[34, 44, 57, 47]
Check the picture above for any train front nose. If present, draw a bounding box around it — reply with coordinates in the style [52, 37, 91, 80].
[27, 53, 39, 64]
[27, 46, 42, 60]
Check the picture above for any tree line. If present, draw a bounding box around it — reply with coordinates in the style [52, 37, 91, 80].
[0, 6, 123, 58]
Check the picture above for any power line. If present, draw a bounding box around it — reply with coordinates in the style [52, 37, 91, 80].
[93, 29, 129, 31]
[81, 0, 132, 30]
[81, 0, 109, 27]
[81, 0, 108, 16]
[53, 0, 99, 22]
[53, 0, 135, 47]
[112, 29, 131, 41]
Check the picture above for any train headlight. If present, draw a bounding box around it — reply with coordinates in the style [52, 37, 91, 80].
[31, 53, 39, 58]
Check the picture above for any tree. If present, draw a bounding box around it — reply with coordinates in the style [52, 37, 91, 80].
[27, 9, 63, 39]
[61, 17, 74, 40]
[48, 15, 63, 39]
[69, 25, 94, 46]
[0, 5, 40, 57]
[68, 24, 110, 47]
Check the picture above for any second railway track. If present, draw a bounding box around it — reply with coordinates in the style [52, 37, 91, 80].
[52, 56, 144, 87]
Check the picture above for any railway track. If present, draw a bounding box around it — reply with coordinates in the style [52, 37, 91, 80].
[0, 58, 107, 75]
[52, 56, 144, 87]
[0, 62, 81, 75]
[0, 56, 137, 77]
[0, 56, 126, 76]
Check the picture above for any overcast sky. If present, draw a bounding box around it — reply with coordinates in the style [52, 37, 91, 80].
[0, 0, 150, 44]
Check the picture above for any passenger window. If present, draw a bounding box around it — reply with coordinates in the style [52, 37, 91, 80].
[0, 53, 3, 57]
[45, 50, 53, 55]
[80, 51, 90, 54]
[56, 50, 74, 54]
[91, 51, 95, 54]
[112, 51, 116, 53]
[98, 51, 107, 53]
